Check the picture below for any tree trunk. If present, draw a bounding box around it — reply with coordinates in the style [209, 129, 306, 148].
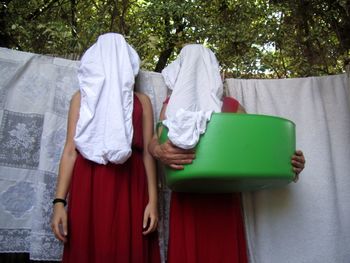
[0, 4, 9, 47]
[120, 0, 129, 34]
[109, 0, 119, 32]
[26, 0, 60, 21]
[154, 14, 185, 72]
[70, 0, 77, 38]
[154, 45, 175, 72]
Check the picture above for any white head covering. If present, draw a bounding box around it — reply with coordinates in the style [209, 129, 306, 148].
[162, 44, 223, 118]
[161, 44, 223, 149]
[74, 33, 140, 164]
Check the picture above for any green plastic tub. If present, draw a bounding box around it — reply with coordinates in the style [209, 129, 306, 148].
[158, 113, 296, 193]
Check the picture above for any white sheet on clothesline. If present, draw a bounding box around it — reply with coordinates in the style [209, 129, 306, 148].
[226, 75, 350, 263]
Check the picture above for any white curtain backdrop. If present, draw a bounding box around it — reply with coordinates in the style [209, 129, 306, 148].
[226, 75, 350, 263]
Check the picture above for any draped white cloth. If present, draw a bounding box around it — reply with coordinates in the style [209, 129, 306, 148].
[75, 33, 140, 164]
[226, 75, 350, 263]
[162, 44, 223, 148]
[163, 109, 212, 149]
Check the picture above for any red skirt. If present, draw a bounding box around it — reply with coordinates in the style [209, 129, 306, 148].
[62, 153, 160, 263]
[168, 192, 248, 263]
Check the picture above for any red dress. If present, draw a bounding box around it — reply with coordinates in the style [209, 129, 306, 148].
[62, 96, 161, 263]
[167, 97, 248, 263]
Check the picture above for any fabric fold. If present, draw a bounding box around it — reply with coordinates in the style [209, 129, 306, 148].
[163, 109, 212, 149]
[161, 44, 223, 149]
[74, 33, 140, 164]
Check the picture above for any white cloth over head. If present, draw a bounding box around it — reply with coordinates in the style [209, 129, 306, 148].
[74, 33, 140, 164]
[162, 44, 223, 149]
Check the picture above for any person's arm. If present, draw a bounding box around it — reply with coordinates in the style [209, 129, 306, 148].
[51, 91, 80, 242]
[148, 103, 195, 170]
[135, 92, 159, 235]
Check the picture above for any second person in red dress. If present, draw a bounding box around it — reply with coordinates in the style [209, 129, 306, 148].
[149, 44, 305, 263]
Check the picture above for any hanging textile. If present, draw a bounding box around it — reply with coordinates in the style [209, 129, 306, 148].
[226, 75, 350, 263]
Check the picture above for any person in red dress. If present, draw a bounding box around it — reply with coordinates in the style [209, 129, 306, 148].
[148, 44, 305, 263]
[51, 33, 160, 263]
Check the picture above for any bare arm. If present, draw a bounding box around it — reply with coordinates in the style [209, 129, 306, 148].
[148, 103, 195, 170]
[135, 92, 159, 235]
[51, 91, 80, 242]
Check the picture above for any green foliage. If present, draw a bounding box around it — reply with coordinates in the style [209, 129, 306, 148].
[1, 0, 349, 78]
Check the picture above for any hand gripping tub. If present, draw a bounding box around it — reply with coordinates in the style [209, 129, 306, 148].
[158, 113, 296, 193]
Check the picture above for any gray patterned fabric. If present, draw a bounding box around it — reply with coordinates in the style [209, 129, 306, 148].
[0, 47, 170, 261]
[0, 47, 78, 260]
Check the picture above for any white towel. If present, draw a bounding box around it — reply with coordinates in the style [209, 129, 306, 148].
[162, 44, 223, 148]
[74, 33, 140, 164]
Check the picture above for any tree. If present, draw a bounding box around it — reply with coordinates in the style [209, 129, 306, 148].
[1, 0, 349, 78]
